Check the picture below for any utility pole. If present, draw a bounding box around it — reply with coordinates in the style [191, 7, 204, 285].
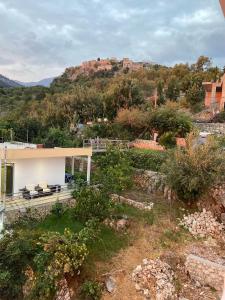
[27, 129, 29, 143]
[0, 146, 6, 235]
[10, 128, 13, 142]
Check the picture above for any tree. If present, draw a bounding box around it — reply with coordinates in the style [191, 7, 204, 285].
[149, 105, 192, 137]
[115, 108, 150, 137]
[157, 80, 165, 105]
[95, 147, 133, 193]
[161, 134, 225, 203]
[44, 127, 74, 148]
[166, 77, 180, 101]
[192, 56, 212, 72]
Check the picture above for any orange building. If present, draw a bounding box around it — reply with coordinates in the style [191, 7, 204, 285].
[203, 74, 225, 114]
[220, 0, 225, 17]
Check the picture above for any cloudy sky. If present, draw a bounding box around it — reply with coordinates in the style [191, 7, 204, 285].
[0, 0, 225, 82]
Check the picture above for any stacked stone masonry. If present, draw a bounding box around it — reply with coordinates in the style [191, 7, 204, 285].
[186, 254, 225, 292]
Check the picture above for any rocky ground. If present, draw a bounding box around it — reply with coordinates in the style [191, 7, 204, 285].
[94, 192, 225, 300]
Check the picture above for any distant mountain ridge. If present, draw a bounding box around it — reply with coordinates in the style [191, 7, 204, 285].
[0, 74, 22, 88]
[17, 77, 55, 87]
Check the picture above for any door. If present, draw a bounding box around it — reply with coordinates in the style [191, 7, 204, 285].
[1, 164, 14, 196]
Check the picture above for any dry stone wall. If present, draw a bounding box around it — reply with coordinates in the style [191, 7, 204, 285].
[195, 122, 225, 135]
[186, 254, 225, 292]
[133, 169, 175, 201]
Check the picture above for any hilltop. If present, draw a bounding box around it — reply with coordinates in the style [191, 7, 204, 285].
[0, 56, 223, 143]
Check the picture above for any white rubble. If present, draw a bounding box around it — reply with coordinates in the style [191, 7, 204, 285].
[179, 209, 224, 239]
[132, 258, 176, 300]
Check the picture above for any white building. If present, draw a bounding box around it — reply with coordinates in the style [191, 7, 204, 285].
[0, 143, 92, 196]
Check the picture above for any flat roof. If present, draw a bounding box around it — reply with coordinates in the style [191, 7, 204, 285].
[0, 147, 92, 160]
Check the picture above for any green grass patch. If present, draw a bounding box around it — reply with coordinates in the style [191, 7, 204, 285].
[127, 148, 168, 171]
[114, 203, 154, 225]
[37, 208, 131, 264]
[159, 227, 193, 249]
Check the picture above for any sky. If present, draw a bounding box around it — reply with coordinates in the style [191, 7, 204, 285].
[0, 0, 225, 82]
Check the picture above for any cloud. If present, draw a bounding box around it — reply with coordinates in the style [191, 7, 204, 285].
[0, 0, 224, 81]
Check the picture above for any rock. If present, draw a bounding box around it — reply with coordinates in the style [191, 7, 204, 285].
[186, 254, 225, 292]
[132, 258, 176, 299]
[105, 276, 116, 293]
[116, 219, 129, 231]
[179, 210, 224, 239]
[221, 213, 225, 225]
[135, 283, 141, 291]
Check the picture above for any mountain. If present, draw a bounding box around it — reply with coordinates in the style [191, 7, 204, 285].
[0, 74, 22, 88]
[18, 77, 55, 87]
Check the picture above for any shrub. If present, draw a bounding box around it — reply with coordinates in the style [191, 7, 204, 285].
[0, 230, 41, 300]
[211, 111, 225, 123]
[80, 280, 102, 300]
[73, 187, 112, 222]
[95, 147, 133, 193]
[149, 105, 192, 137]
[161, 134, 225, 203]
[159, 132, 176, 149]
[127, 149, 168, 171]
[0, 221, 99, 300]
[51, 202, 64, 217]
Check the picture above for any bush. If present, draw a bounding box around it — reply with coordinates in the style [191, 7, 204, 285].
[0, 221, 99, 300]
[149, 105, 192, 137]
[80, 280, 102, 300]
[51, 202, 64, 217]
[159, 132, 176, 149]
[127, 149, 168, 171]
[94, 147, 133, 193]
[161, 134, 225, 203]
[73, 187, 112, 222]
[211, 111, 225, 123]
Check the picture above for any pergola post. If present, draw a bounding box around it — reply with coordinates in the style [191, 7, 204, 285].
[71, 156, 75, 176]
[87, 156, 91, 185]
[0, 159, 1, 202]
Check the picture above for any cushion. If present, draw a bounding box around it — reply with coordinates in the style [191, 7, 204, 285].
[30, 190, 38, 196]
[43, 188, 51, 193]
[26, 184, 36, 192]
[39, 182, 48, 189]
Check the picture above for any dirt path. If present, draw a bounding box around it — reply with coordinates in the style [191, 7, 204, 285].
[99, 221, 219, 300]
[100, 223, 166, 300]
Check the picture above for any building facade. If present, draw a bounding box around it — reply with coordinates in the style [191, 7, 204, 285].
[203, 74, 225, 114]
[220, 0, 225, 17]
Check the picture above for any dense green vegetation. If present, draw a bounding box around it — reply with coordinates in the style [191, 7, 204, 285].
[161, 134, 225, 203]
[0, 56, 223, 145]
[127, 148, 168, 171]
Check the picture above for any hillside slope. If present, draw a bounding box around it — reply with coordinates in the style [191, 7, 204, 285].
[17, 77, 55, 87]
[0, 74, 22, 88]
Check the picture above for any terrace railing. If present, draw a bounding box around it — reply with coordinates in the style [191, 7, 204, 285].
[83, 138, 130, 152]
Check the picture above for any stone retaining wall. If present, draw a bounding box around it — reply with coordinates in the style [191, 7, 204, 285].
[195, 123, 225, 135]
[186, 254, 225, 292]
[133, 169, 175, 201]
[5, 198, 76, 224]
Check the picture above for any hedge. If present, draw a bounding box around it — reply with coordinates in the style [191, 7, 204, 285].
[126, 149, 168, 172]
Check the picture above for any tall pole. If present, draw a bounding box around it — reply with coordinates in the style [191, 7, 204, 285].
[3, 146, 7, 209]
[0, 147, 7, 234]
[87, 156, 91, 185]
[10, 128, 13, 142]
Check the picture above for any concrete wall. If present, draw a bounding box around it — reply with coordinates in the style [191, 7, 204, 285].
[11, 157, 65, 194]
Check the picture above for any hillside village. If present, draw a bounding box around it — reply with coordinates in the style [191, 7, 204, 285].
[65, 58, 153, 81]
[0, 1, 225, 300]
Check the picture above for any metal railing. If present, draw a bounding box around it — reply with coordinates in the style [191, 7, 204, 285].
[0, 184, 76, 213]
[83, 138, 130, 152]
